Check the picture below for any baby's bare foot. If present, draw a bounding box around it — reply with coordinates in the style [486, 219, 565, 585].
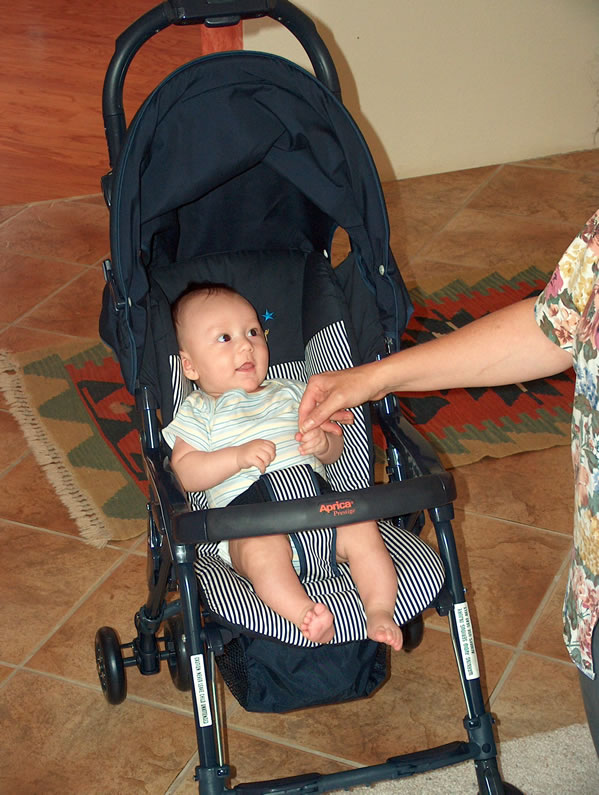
[367, 609, 403, 651]
[299, 602, 334, 644]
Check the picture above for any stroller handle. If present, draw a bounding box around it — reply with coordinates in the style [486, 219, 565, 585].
[102, 0, 341, 168]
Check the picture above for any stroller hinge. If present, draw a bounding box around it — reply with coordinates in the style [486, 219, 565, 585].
[194, 764, 231, 794]
[169, 0, 275, 27]
[463, 712, 498, 760]
[102, 259, 126, 312]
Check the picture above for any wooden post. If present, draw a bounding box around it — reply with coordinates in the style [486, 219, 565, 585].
[199, 23, 243, 55]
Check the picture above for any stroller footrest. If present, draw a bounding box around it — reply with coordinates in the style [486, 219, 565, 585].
[234, 772, 322, 795]
[232, 742, 475, 795]
[386, 739, 474, 773]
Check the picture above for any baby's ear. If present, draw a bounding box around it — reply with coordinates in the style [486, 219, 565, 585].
[179, 350, 199, 381]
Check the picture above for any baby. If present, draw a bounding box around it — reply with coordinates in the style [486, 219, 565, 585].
[162, 282, 402, 650]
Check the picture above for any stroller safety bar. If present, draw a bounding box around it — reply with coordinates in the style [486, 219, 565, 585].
[102, 0, 341, 168]
[144, 451, 457, 546]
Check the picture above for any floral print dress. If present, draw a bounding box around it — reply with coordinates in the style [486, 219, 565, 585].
[535, 209, 599, 679]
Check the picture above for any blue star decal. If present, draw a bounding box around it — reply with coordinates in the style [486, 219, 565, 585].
[262, 309, 275, 322]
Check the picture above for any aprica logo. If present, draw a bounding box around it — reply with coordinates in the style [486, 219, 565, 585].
[319, 499, 355, 514]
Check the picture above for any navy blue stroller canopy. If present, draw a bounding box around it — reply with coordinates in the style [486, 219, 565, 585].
[100, 51, 412, 393]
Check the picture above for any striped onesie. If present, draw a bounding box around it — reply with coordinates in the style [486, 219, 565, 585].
[162, 379, 327, 568]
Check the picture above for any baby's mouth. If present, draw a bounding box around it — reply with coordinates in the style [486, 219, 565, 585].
[236, 362, 255, 373]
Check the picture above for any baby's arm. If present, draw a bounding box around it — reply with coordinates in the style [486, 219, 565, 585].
[171, 436, 276, 492]
[296, 426, 343, 466]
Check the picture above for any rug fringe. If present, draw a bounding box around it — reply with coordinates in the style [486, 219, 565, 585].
[0, 349, 109, 547]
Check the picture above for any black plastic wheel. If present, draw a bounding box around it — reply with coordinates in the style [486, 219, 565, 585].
[164, 614, 192, 691]
[402, 614, 424, 652]
[95, 626, 127, 705]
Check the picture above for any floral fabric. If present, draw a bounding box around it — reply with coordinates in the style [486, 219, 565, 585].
[535, 209, 599, 678]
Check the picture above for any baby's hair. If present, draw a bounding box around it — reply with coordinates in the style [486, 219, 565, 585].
[171, 281, 242, 343]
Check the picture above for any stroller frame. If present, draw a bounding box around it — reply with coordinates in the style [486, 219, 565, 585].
[95, 3, 522, 793]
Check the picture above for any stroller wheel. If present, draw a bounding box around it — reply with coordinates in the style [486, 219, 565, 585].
[95, 626, 127, 705]
[164, 614, 192, 691]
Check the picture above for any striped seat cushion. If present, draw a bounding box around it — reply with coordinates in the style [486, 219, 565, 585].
[193, 465, 444, 646]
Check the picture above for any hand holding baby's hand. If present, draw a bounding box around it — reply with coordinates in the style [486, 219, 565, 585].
[296, 427, 330, 458]
[236, 439, 276, 473]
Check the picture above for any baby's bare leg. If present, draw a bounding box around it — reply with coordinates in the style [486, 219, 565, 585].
[336, 521, 402, 651]
[229, 535, 334, 644]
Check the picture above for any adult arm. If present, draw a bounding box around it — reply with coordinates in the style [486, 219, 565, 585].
[299, 297, 573, 432]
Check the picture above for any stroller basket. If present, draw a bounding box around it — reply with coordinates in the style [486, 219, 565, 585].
[94, 2, 523, 794]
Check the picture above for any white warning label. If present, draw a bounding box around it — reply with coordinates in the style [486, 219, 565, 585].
[191, 653, 213, 727]
[454, 602, 479, 681]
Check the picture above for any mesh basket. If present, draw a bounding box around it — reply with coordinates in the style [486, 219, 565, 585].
[215, 633, 388, 713]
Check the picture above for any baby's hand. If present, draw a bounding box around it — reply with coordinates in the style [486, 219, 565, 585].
[236, 439, 276, 473]
[296, 427, 330, 459]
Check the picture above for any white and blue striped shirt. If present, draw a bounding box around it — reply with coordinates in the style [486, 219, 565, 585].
[162, 379, 325, 508]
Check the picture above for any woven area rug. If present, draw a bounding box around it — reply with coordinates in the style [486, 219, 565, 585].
[379, 261, 574, 467]
[0, 263, 574, 546]
[0, 341, 147, 546]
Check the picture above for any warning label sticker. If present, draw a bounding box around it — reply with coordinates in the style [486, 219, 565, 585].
[454, 602, 479, 681]
[191, 653, 213, 727]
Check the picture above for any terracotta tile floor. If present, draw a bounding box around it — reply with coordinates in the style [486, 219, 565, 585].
[1, 148, 598, 793]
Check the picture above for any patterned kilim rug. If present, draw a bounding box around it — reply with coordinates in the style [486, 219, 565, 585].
[0, 263, 574, 546]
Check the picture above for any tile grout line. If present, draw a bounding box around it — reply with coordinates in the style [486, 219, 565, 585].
[0, 325, 99, 347]
[406, 164, 504, 264]
[487, 548, 572, 707]
[224, 723, 364, 769]
[0, 194, 104, 214]
[513, 548, 572, 650]
[457, 506, 573, 538]
[0, 204, 29, 227]
[12, 667, 198, 717]
[0, 542, 141, 690]
[425, 614, 574, 662]
[0, 514, 145, 554]
[1, 267, 101, 329]
[165, 753, 199, 795]
[0, 448, 31, 481]
[2, 248, 108, 268]
[508, 159, 599, 175]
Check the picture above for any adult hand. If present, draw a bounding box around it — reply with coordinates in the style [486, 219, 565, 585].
[299, 364, 384, 433]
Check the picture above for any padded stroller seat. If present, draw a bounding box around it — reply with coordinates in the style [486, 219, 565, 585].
[150, 248, 445, 648]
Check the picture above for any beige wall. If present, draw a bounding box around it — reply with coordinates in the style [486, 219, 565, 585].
[245, 0, 599, 180]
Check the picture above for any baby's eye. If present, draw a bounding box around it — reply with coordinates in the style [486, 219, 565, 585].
[248, 328, 260, 338]
[217, 333, 231, 343]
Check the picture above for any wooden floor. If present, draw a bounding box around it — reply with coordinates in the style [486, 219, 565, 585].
[0, 0, 240, 204]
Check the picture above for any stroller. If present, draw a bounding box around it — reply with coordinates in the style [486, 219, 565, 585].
[95, 2, 522, 793]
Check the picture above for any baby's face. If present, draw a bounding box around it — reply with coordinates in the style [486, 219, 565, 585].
[178, 292, 269, 398]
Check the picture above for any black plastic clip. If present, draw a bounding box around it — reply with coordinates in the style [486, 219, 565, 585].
[102, 259, 126, 312]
